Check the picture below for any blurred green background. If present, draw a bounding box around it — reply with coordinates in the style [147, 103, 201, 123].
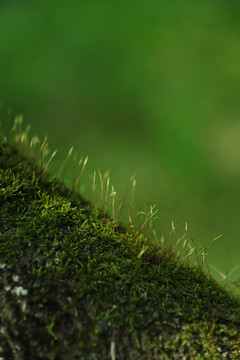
[1, 0, 240, 292]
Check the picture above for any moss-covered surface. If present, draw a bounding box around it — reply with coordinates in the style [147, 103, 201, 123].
[1, 131, 240, 359]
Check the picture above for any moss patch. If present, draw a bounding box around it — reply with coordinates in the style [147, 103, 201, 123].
[1, 132, 240, 359]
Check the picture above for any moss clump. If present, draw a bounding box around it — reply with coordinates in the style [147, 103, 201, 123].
[1, 126, 240, 359]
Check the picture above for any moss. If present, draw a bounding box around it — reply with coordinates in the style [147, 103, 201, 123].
[0, 124, 240, 359]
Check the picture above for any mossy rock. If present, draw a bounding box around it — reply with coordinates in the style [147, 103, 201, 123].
[1, 133, 240, 360]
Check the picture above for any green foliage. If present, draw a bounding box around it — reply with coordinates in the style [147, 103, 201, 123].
[1, 117, 240, 359]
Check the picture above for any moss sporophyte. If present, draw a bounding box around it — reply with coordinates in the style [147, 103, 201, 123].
[0, 115, 240, 359]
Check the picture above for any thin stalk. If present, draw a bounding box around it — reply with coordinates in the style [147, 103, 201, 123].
[104, 176, 110, 219]
[54, 146, 74, 185]
[39, 149, 58, 179]
[91, 170, 96, 215]
[71, 156, 88, 196]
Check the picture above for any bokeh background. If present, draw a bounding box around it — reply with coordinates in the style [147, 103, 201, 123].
[1, 0, 240, 293]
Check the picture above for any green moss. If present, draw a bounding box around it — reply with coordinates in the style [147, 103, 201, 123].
[1, 123, 240, 359]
